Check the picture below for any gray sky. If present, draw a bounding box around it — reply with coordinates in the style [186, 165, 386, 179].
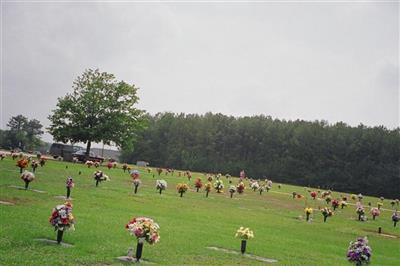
[1, 1, 399, 149]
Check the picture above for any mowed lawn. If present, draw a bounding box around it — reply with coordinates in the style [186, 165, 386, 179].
[0, 157, 399, 265]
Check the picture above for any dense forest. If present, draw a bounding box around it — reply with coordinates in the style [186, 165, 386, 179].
[121, 113, 400, 198]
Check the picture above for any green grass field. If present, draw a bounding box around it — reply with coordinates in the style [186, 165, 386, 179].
[0, 157, 399, 265]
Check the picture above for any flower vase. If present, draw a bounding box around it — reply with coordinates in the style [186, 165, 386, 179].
[24, 180, 29, 190]
[136, 239, 144, 262]
[240, 239, 247, 254]
[57, 229, 64, 244]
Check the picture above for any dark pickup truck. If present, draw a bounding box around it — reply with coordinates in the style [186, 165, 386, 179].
[72, 150, 104, 162]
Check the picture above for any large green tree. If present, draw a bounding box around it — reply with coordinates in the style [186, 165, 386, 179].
[48, 69, 146, 158]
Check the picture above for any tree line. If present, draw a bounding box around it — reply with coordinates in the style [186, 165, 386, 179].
[0, 115, 45, 152]
[121, 112, 400, 198]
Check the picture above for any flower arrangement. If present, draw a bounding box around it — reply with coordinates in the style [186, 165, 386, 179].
[146, 168, 152, 173]
[194, 178, 203, 192]
[235, 226, 253, 254]
[346, 237, 372, 265]
[31, 160, 39, 173]
[296, 194, 304, 199]
[207, 174, 213, 182]
[156, 168, 163, 175]
[258, 185, 266, 195]
[357, 193, 363, 201]
[20, 171, 35, 190]
[85, 160, 94, 168]
[132, 178, 141, 194]
[72, 157, 79, 163]
[93, 170, 109, 187]
[16, 158, 29, 173]
[356, 206, 365, 221]
[377, 202, 383, 210]
[235, 227, 254, 240]
[11, 152, 18, 160]
[49, 202, 75, 244]
[342, 195, 348, 201]
[125, 217, 160, 262]
[107, 161, 114, 169]
[0, 153, 5, 160]
[292, 192, 297, 199]
[204, 182, 212, 197]
[156, 180, 167, 194]
[392, 212, 399, 227]
[130, 169, 140, 180]
[304, 207, 313, 221]
[321, 190, 331, 198]
[176, 183, 189, 197]
[265, 179, 273, 192]
[186, 171, 192, 181]
[310, 191, 317, 200]
[239, 170, 246, 180]
[250, 181, 260, 192]
[229, 185, 236, 198]
[66, 177, 74, 198]
[380, 196, 384, 201]
[340, 200, 348, 209]
[332, 199, 339, 210]
[351, 194, 357, 201]
[94, 161, 100, 168]
[321, 207, 333, 222]
[370, 208, 380, 220]
[325, 195, 332, 204]
[122, 163, 128, 172]
[214, 179, 224, 193]
[236, 182, 245, 194]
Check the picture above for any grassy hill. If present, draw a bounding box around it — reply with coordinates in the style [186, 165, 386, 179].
[0, 157, 398, 265]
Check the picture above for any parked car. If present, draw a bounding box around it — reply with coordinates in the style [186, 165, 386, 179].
[72, 150, 104, 162]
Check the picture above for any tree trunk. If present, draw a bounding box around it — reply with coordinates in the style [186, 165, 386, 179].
[85, 141, 91, 161]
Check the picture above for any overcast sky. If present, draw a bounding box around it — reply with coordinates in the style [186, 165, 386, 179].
[1, 1, 399, 148]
